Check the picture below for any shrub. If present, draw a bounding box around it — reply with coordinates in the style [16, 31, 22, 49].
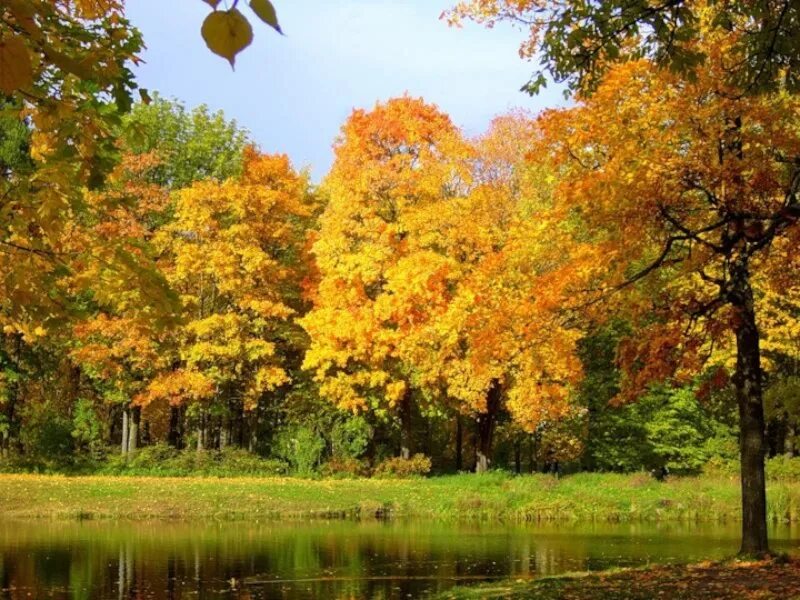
[373, 453, 431, 478]
[767, 455, 800, 481]
[102, 444, 287, 477]
[329, 415, 372, 460]
[273, 426, 325, 476]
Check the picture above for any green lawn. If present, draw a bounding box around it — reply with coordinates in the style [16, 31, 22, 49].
[0, 471, 798, 522]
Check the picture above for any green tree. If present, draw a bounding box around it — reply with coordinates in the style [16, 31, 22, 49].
[123, 96, 252, 189]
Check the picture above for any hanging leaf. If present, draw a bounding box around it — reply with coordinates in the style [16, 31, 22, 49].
[201, 8, 253, 68]
[202, 0, 221, 8]
[249, 0, 283, 34]
[0, 35, 33, 94]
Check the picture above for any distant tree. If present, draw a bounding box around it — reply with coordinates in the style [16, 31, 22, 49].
[123, 97, 252, 189]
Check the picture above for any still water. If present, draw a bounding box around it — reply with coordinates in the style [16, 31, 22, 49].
[0, 520, 798, 599]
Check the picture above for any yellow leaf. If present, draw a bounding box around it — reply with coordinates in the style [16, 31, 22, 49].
[201, 9, 253, 67]
[249, 0, 282, 34]
[0, 35, 33, 94]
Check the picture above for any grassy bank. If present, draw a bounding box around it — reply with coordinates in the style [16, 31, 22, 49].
[434, 558, 800, 599]
[1, 471, 799, 522]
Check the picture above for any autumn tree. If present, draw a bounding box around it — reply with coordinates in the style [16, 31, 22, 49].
[535, 22, 800, 554]
[143, 148, 313, 451]
[301, 96, 473, 459]
[390, 112, 583, 471]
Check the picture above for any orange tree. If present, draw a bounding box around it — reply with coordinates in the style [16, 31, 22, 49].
[534, 24, 800, 554]
[300, 96, 473, 459]
[391, 112, 583, 471]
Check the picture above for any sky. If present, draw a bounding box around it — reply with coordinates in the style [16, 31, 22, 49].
[126, 1, 566, 180]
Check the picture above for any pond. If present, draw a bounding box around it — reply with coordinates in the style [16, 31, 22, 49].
[0, 520, 797, 599]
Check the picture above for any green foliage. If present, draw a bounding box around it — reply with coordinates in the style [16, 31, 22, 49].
[642, 386, 717, 473]
[102, 444, 287, 477]
[373, 454, 432, 478]
[273, 426, 325, 476]
[329, 415, 372, 460]
[71, 399, 104, 459]
[17, 403, 74, 468]
[123, 96, 251, 189]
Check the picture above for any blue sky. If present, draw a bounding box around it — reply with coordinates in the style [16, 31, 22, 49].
[127, 1, 565, 179]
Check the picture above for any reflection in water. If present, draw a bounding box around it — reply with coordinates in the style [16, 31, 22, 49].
[0, 520, 797, 599]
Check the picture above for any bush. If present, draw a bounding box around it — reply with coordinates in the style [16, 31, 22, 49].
[373, 454, 431, 478]
[703, 455, 800, 482]
[102, 444, 287, 477]
[329, 415, 372, 460]
[273, 426, 325, 476]
[767, 455, 800, 481]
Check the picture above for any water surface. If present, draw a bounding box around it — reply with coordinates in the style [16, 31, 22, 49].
[0, 520, 797, 598]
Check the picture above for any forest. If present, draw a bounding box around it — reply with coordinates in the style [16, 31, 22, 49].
[1, 0, 800, 576]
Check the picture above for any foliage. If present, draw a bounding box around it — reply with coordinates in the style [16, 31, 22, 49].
[329, 415, 372, 460]
[71, 399, 105, 459]
[101, 444, 287, 477]
[373, 454, 432, 478]
[273, 426, 326, 476]
[123, 96, 252, 189]
[446, 0, 800, 95]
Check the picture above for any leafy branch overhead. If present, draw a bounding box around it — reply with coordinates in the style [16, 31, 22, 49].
[201, 0, 282, 67]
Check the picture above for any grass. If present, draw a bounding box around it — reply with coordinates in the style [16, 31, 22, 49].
[0, 471, 799, 522]
[433, 557, 800, 599]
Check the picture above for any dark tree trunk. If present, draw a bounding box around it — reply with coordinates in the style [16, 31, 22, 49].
[514, 438, 522, 475]
[475, 380, 502, 474]
[399, 389, 412, 460]
[248, 411, 259, 453]
[1, 393, 16, 458]
[730, 257, 770, 556]
[455, 414, 463, 472]
[168, 405, 181, 449]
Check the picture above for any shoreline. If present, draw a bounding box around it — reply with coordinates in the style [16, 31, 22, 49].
[0, 471, 797, 523]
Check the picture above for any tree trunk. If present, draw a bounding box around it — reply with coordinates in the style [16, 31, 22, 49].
[399, 389, 412, 460]
[248, 411, 259, 453]
[731, 257, 770, 556]
[455, 414, 463, 472]
[197, 410, 206, 452]
[475, 380, 501, 474]
[168, 405, 181, 449]
[514, 438, 522, 475]
[128, 406, 140, 455]
[121, 407, 129, 456]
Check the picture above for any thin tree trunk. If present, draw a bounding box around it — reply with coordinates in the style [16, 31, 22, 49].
[475, 379, 502, 474]
[514, 438, 522, 475]
[128, 406, 140, 455]
[121, 407, 129, 456]
[731, 257, 769, 556]
[399, 389, 412, 459]
[197, 410, 205, 452]
[455, 414, 463, 472]
[248, 411, 258, 453]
